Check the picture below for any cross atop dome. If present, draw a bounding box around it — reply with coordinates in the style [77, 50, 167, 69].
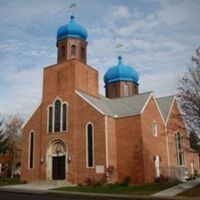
[69, 3, 76, 16]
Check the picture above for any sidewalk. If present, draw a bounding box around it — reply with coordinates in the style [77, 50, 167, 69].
[0, 180, 75, 193]
[0, 179, 199, 199]
[151, 178, 200, 197]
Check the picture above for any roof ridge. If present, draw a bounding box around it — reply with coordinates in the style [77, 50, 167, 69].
[156, 95, 175, 100]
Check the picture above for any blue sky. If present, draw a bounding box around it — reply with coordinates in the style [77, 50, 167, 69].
[0, 0, 200, 117]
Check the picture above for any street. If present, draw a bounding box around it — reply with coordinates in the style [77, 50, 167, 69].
[0, 191, 175, 200]
[0, 191, 188, 200]
[0, 191, 82, 200]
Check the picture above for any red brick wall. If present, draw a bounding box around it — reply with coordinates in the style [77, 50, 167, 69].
[115, 115, 144, 184]
[57, 38, 87, 64]
[21, 104, 42, 182]
[74, 94, 106, 184]
[74, 61, 99, 97]
[106, 81, 138, 98]
[21, 59, 99, 183]
[167, 100, 200, 175]
[141, 96, 167, 183]
[107, 117, 118, 182]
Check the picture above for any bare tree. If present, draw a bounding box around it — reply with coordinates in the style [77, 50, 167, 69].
[3, 115, 23, 177]
[190, 130, 200, 152]
[0, 118, 8, 155]
[178, 47, 200, 136]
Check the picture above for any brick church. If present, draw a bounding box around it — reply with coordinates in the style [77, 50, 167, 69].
[21, 14, 199, 184]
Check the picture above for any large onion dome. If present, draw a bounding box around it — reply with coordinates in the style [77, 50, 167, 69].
[57, 15, 88, 42]
[104, 56, 139, 84]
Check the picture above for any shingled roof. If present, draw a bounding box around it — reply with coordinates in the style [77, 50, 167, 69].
[76, 90, 152, 118]
[156, 96, 175, 121]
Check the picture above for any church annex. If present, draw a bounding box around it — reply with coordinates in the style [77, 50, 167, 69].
[21, 15, 199, 184]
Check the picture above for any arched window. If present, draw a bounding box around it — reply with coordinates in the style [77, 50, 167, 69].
[175, 132, 185, 166]
[86, 123, 94, 167]
[54, 100, 61, 132]
[152, 121, 158, 137]
[47, 99, 69, 133]
[71, 45, 76, 55]
[81, 47, 85, 59]
[48, 106, 53, 133]
[61, 46, 65, 58]
[124, 84, 129, 97]
[29, 131, 35, 169]
[62, 103, 67, 131]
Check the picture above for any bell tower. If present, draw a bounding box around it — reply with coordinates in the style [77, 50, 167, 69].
[56, 15, 88, 64]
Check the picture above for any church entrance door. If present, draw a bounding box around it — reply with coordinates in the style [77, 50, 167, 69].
[52, 156, 65, 180]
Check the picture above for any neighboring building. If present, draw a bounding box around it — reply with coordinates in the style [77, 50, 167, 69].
[0, 152, 13, 177]
[21, 15, 199, 184]
[0, 148, 21, 177]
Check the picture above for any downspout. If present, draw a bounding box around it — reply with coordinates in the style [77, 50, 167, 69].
[165, 125, 171, 177]
[105, 115, 109, 168]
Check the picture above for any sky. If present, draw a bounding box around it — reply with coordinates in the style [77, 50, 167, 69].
[0, 0, 200, 118]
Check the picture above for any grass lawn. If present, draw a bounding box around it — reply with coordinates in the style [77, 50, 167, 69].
[177, 183, 200, 197]
[0, 177, 22, 186]
[55, 181, 180, 196]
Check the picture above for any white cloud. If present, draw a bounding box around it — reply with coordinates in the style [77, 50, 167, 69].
[159, 0, 200, 25]
[0, 0, 200, 117]
[110, 5, 131, 20]
[0, 40, 25, 52]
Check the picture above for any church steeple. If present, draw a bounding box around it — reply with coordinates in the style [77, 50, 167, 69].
[56, 15, 88, 64]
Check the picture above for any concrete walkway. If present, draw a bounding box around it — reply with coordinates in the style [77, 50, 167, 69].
[0, 180, 76, 193]
[0, 179, 199, 199]
[151, 178, 200, 197]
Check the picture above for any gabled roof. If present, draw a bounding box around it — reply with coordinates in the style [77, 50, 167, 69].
[156, 96, 175, 121]
[76, 90, 152, 118]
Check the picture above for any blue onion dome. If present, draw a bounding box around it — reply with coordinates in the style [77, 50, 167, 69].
[57, 15, 88, 42]
[104, 56, 139, 84]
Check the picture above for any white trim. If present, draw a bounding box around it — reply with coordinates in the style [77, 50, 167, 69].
[152, 120, 158, 137]
[46, 139, 68, 180]
[86, 122, 95, 168]
[165, 97, 190, 137]
[175, 132, 185, 167]
[28, 130, 35, 170]
[105, 115, 109, 168]
[141, 92, 166, 125]
[140, 92, 153, 114]
[174, 98, 190, 136]
[54, 98, 62, 132]
[154, 155, 160, 178]
[165, 97, 175, 124]
[75, 90, 105, 115]
[21, 101, 42, 129]
[47, 105, 53, 134]
[152, 95, 166, 125]
[165, 126, 171, 176]
[62, 102, 69, 132]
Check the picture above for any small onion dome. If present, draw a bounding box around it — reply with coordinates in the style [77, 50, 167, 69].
[57, 15, 88, 42]
[104, 56, 139, 84]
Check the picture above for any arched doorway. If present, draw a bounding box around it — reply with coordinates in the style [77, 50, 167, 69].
[46, 139, 67, 180]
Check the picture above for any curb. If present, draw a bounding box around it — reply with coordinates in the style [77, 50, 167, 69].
[47, 190, 200, 200]
[0, 187, 199, 200]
